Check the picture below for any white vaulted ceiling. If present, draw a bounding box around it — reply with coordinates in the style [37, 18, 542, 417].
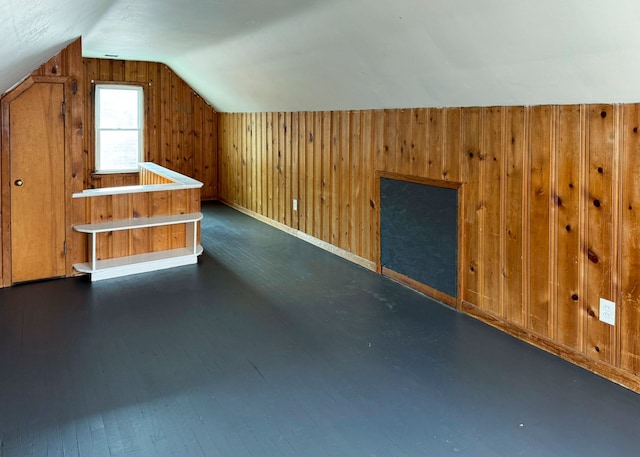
[2, 0, 640, 112]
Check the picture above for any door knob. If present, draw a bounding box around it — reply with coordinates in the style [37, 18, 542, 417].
[14, 179, 23, 186]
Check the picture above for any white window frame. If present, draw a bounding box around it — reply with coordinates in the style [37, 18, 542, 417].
[94, 83, 144, 173]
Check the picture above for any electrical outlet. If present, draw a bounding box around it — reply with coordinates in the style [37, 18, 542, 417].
[599, 298, 616, 326]
[293, 199, 298, 211]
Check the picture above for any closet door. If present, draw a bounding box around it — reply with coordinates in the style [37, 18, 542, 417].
[9, 81, 66, 283]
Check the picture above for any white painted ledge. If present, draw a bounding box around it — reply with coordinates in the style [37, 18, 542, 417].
[72, 162, 203, 198]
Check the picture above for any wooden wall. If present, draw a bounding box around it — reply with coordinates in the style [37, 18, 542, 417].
[218, 106, 640, 392]
[1, 40, 218, 285]
[83, 188, 201, 261]
[83, 58, 217, 200]
[0, 38, 85, 283]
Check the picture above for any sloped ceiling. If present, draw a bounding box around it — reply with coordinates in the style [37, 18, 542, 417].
[3, 0, 640, 113]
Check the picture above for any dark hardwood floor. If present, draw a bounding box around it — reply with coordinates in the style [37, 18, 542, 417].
[1, 201, 639, 456]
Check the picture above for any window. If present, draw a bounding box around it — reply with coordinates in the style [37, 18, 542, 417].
[95, 84, 144, 172]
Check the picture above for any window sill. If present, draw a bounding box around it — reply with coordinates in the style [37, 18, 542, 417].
[91, 171, 139, 177]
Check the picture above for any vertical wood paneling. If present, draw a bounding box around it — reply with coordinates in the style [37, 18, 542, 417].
[330, 113, 340, 246]
[313, 112, 323, 240]
[321, 112, 332, 243]
[132, 193, 151, 254]
[252, 113, 259, 214]
[217, 104, 640, 392]
[528, 105, 553, 337]
[462, 108, 483, 306]
[300, 112, 310, 233]
[297, 113, 305, 232]
[283, 112, 291, 225]
[206, 99, 216, 197]
[504, 106, 526, 326]
[252, 112, 258, 213]
[111, 192, 130, 258]
[148, 63, 161, 163]
[184, 85, 194, 177]
[1, 39, 213, 285]
[585, 105, 615, 363]
[383, 110, 398, 174]
[3, 39, 86, 277]
[555, 105, 584, 349]
[193, 96, 204, 193]
[266, 113, 274, 219]
[361, 110, 374, 263]
[482, 107, 503, 316]
[412, 109, 428, 177]
[443, 108, 462, 183]
[291, 113, 299, 229]
[257, 114, 264, 216]
[620, 104, 640, 375]
[65, 38, 87, 276]
[82, 58, 217, 199]
[350, 111, 361, 255]
[169, 189, 186, 249]
[339, 113, 351, 250]
[371, 110, 385, 264]
[275, 112, 283, 223]
[150, 190, 170, 251]
[428, 109, 444, 181]
[397, 109, 413, 177]
[240, 113, 247, 209]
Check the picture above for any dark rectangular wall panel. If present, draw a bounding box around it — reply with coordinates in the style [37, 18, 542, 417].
[380, 177, 458, 297]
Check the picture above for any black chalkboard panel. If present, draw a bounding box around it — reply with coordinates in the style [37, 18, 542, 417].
[380, 178, 457, 297]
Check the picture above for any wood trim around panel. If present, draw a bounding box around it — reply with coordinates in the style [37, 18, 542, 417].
[376, 170, 462, 190]
[375, 170, 463, 308]
[382, 267, 457, 307]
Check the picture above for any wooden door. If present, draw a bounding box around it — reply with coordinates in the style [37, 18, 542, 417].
[9, 82, 66, 283]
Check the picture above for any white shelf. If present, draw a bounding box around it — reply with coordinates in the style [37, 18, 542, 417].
[74, 212, 202, 233]
[73, 210, 203, 281]
[73, 245, 203, 281]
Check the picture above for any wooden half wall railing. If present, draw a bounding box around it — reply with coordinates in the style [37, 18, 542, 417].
[72, 163, 203, 279]
[140, 164, 176, 185]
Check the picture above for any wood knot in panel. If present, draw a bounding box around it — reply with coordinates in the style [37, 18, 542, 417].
[555, 195, 563, 207]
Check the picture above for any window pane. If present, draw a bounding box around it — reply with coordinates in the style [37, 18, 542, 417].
[98, 88, 140, 129]
[98, 130, 140, 171]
